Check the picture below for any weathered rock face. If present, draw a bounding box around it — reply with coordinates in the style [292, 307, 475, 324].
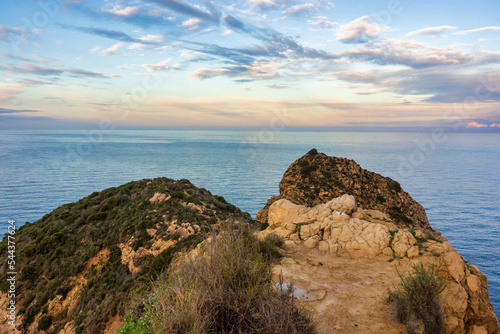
[258, 195, 499, 334]
[256, 151, 433, 233]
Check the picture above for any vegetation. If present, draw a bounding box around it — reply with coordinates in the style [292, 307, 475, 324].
[389, 180, 402, 192]
[119, 224, 315, 334]
[0, 177, 253, 333]
[388, 263, 447, 334]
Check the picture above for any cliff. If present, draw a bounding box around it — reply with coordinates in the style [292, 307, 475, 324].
[0, 178, 253, 333]
[257, 151, 498, 334]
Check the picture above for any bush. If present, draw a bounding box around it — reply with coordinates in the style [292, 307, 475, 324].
[389, 180, 402, 192]
[307, 148, 318, 156]
[258, 233, 284, 262]
[388, 263, 446, 334]
[134, 224, 315, 334]
[38, 315, 53, 331]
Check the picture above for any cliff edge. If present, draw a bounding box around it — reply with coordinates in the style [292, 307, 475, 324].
[257, 151, 498, 334]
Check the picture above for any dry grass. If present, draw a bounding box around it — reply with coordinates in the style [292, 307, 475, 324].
[136, 224, 315, 334]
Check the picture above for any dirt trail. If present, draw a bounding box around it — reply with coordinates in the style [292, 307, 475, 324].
[273, 242, 406, 334]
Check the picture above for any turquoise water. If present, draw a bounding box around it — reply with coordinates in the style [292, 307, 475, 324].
[0, 130, 499, 318]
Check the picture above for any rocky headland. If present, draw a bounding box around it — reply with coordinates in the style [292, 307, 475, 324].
[0, 150, 497, 333]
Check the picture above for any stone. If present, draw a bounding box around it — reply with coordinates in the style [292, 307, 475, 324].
[304, 237, 319, 249]
[318, 241, 329, 252]
[468, 325, 488, 334]
[392, 229, 417, 258]
[326, 194, 357, 215]
[407, 245, 420, 258]
[268, 199, 309, 228]
[467, 275, 480, 294]
[273, 227, 294, 239]
[444, 252, 466, 283]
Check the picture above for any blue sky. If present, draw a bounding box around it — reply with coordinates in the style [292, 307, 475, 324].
[1, 0, 500, 130]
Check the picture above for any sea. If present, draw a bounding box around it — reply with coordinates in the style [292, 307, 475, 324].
[0, 130, 499, 319]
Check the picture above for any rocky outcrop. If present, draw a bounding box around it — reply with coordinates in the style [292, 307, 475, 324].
[258, 195, 499, 334]
[257, 150, 434, 233]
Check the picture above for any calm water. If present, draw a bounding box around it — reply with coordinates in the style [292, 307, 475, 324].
[0, 130, 499, 319]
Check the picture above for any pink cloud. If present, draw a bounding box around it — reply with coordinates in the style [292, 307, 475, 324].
[465, 121, 488, 128]
[489, 123, 500, 127]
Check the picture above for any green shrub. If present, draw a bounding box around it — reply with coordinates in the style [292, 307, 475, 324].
[258, 233, 284, 262]
[388, 263, 446, 334]
[307, 148, 318, 156]
[38, 315, 53, 331]
[172, 191, 184, 199]
[389, 180, 402, 192]
[298, 159, 309, 167]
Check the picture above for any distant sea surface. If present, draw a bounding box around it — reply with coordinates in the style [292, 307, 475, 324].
[1, 130, 499, 318]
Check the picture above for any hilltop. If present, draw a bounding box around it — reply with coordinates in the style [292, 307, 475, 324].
[0, 178, 253, 333]
[257, 149, 433, 233]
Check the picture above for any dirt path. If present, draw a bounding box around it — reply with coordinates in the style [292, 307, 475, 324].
[272, 242, 406, 334]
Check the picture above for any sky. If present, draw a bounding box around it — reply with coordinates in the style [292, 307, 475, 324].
[1, 0, 500, 131]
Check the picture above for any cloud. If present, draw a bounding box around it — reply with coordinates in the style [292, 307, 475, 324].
[104, 5, 142, 17]
[101, 43, 124, 56]
[181, 18, 202, 31]
[0, 108, 39, 114]
[336, 66, 500, 103]
[336, 16, 389, 44]
[307, 16, 337, 30]
[2, 63, 108, 79]
[283, 3, 315, 17]
[331, 38, 500, 69]
[266, 84, 293, 89]
[128, 34, 165, 50]
[192, 61, 281, 80]
[490, 123, 500, 127]
[61, 25, 160, 45]
[151, 0, 221, 24]
[465, 121, 488, 128]
[406, 25, 457, 37]
[454, 26, 500, 35]
[248, 0, 280, 10]
[142, 59, 173, 71]
[0, 24, 30, 43]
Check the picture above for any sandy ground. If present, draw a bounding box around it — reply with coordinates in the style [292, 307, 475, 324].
[273, 242, 407, 334]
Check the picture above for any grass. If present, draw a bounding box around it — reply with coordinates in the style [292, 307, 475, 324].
[120, 224, 316, 334]
[388, 262, 446, 334]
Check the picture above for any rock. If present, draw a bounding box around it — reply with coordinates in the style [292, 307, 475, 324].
[304, 237, 319, 249]
[273, 227, 294, 239]
[149, 192, 171, 203]
[392, 229, 417, 258]
[268, 199, 309, 228]
[326, 194, 357, 215]
[468, 325, 488, 334]
[407, 245, 420, 258]
[318, 241, 330, 252]
[467, 275, 480, 294]
[444, 251, 466, 283]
